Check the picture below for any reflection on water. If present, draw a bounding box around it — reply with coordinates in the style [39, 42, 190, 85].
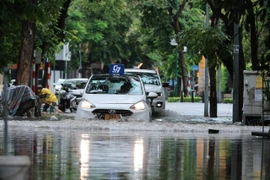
[0, 128, 270, 180]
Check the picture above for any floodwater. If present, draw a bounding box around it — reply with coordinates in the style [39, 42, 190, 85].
[0, 125, 270, 180]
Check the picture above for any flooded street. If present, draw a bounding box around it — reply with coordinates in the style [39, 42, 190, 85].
[0, 103, 270, 179]
[1, 122, 270, 179]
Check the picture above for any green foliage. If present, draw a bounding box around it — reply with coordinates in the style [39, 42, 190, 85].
[136, 0, 206, 81]
[220, 65, 232, 93]
[168, 97, 181, 102]
[223, 98, 233, 104]
[180, 26, 232, 67]
[167, 96, 202, 102]
[184, 96, 202, 102]
[66, 0, 135, 66]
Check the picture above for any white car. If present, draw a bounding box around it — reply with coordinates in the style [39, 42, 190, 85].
[64, 78, 88, 104]
[124, 68, 168, 113]
[54, 78, 88, 103]
[53, 79, 65, 95]
[75, 74, 158, 121]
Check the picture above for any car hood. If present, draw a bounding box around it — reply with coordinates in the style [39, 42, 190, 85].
[144, 85, 163, 93]
[72, 89, 84, 96]
[83, 94, 144, 104]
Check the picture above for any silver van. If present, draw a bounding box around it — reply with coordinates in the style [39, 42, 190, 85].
[125, 68, 168, 113]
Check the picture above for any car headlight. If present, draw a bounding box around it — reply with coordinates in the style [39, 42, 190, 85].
[130, 101, 146, 110]
[80, 100, 95, 109]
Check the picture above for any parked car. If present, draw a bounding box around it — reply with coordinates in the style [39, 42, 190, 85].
[54, 78, 88, 104]
[75, 74, 158, 121]
[64, 78, 88, 104]
[124, 68, 169, 113]
[53, 79, 65, 95]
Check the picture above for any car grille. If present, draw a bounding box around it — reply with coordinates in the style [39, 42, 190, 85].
[92, 109, 133, 119]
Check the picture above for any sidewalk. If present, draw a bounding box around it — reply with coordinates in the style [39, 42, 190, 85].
[166, 102, 233, 117]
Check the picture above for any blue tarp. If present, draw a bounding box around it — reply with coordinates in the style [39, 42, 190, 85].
[1, 85, 37, 116]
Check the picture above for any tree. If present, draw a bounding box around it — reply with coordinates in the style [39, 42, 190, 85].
[136, 0, 205, 97]
[65, 0, 136, 77]
[205, 0, 264, 120]
[0, 0, 71, 88]
[38, 0, 71, 88]
[181, 26, 231, 117]
[0, 1, 25, 71]
[17, 0, 38, 86]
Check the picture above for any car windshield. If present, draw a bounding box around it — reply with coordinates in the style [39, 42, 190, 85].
[63, 79, 88, 89]
[85, 75, 143, 95]
[125, 72, 161, 86]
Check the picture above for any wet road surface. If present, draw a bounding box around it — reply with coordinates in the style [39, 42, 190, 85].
[1, 102, 270, 179]
[1, 128, 270, 180]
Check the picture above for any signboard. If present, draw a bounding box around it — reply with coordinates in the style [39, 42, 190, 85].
[55, 43, 71, 61]
[109, 64, 124, 76]
[191, 65, 198, 71]
[256, 76, 262, 88]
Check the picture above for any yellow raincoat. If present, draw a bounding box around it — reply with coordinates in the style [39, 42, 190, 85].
[39, 88, 58, 104]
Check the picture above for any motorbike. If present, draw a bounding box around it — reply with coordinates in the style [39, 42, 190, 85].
[58, 84, 77, 113]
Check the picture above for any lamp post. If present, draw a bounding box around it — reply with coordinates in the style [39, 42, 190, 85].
[181, 46, 188, 102]
[204, 3, 209, 117]
[170, 38, 178, 97]
[79, 43, 82, 78]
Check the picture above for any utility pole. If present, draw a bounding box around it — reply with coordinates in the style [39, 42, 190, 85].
[79, 44, 82, 78]
[217, 19, 222, 103]
[3, 67, 9, 155]
[204, 3, 209, 117]
[233, 16, 240, 123]
[175, 52, 179, 97]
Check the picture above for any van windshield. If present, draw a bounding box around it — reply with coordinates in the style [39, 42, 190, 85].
[125, 72, 161, 86]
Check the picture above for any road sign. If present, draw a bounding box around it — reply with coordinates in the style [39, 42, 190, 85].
[109, 64, 124, 76]
[191, 65, 198, 71]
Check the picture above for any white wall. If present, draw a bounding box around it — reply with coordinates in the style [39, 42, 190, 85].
[49, 70, 62, 92]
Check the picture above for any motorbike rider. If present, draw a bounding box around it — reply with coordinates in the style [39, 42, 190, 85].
[37, 84, 58, 113]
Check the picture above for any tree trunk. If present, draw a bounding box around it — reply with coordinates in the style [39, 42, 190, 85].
[238, 28, 245, 121]
[172, 1, 187, 97]
[57, 0, 71, 41]
[209, 65, 217, 117]
[41, 41, 49, 88]
[17, 21, 36, 86]
[179, 50, 188, 96]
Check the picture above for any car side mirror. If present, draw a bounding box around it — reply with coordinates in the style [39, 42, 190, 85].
[147, 92, 158, 106]
[147, 92, 158, 98]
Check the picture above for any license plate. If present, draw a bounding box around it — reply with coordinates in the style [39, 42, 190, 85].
[104, 114, 120, 120]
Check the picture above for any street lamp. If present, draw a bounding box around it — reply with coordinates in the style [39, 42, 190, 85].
[170, 38, 178, 97]
[79, 44, 82, 78]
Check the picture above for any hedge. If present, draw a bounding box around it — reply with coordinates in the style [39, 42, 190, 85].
[223, 98, 233, 103]
[168, 96, 202, 102]
[168, 97, 233, 103]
